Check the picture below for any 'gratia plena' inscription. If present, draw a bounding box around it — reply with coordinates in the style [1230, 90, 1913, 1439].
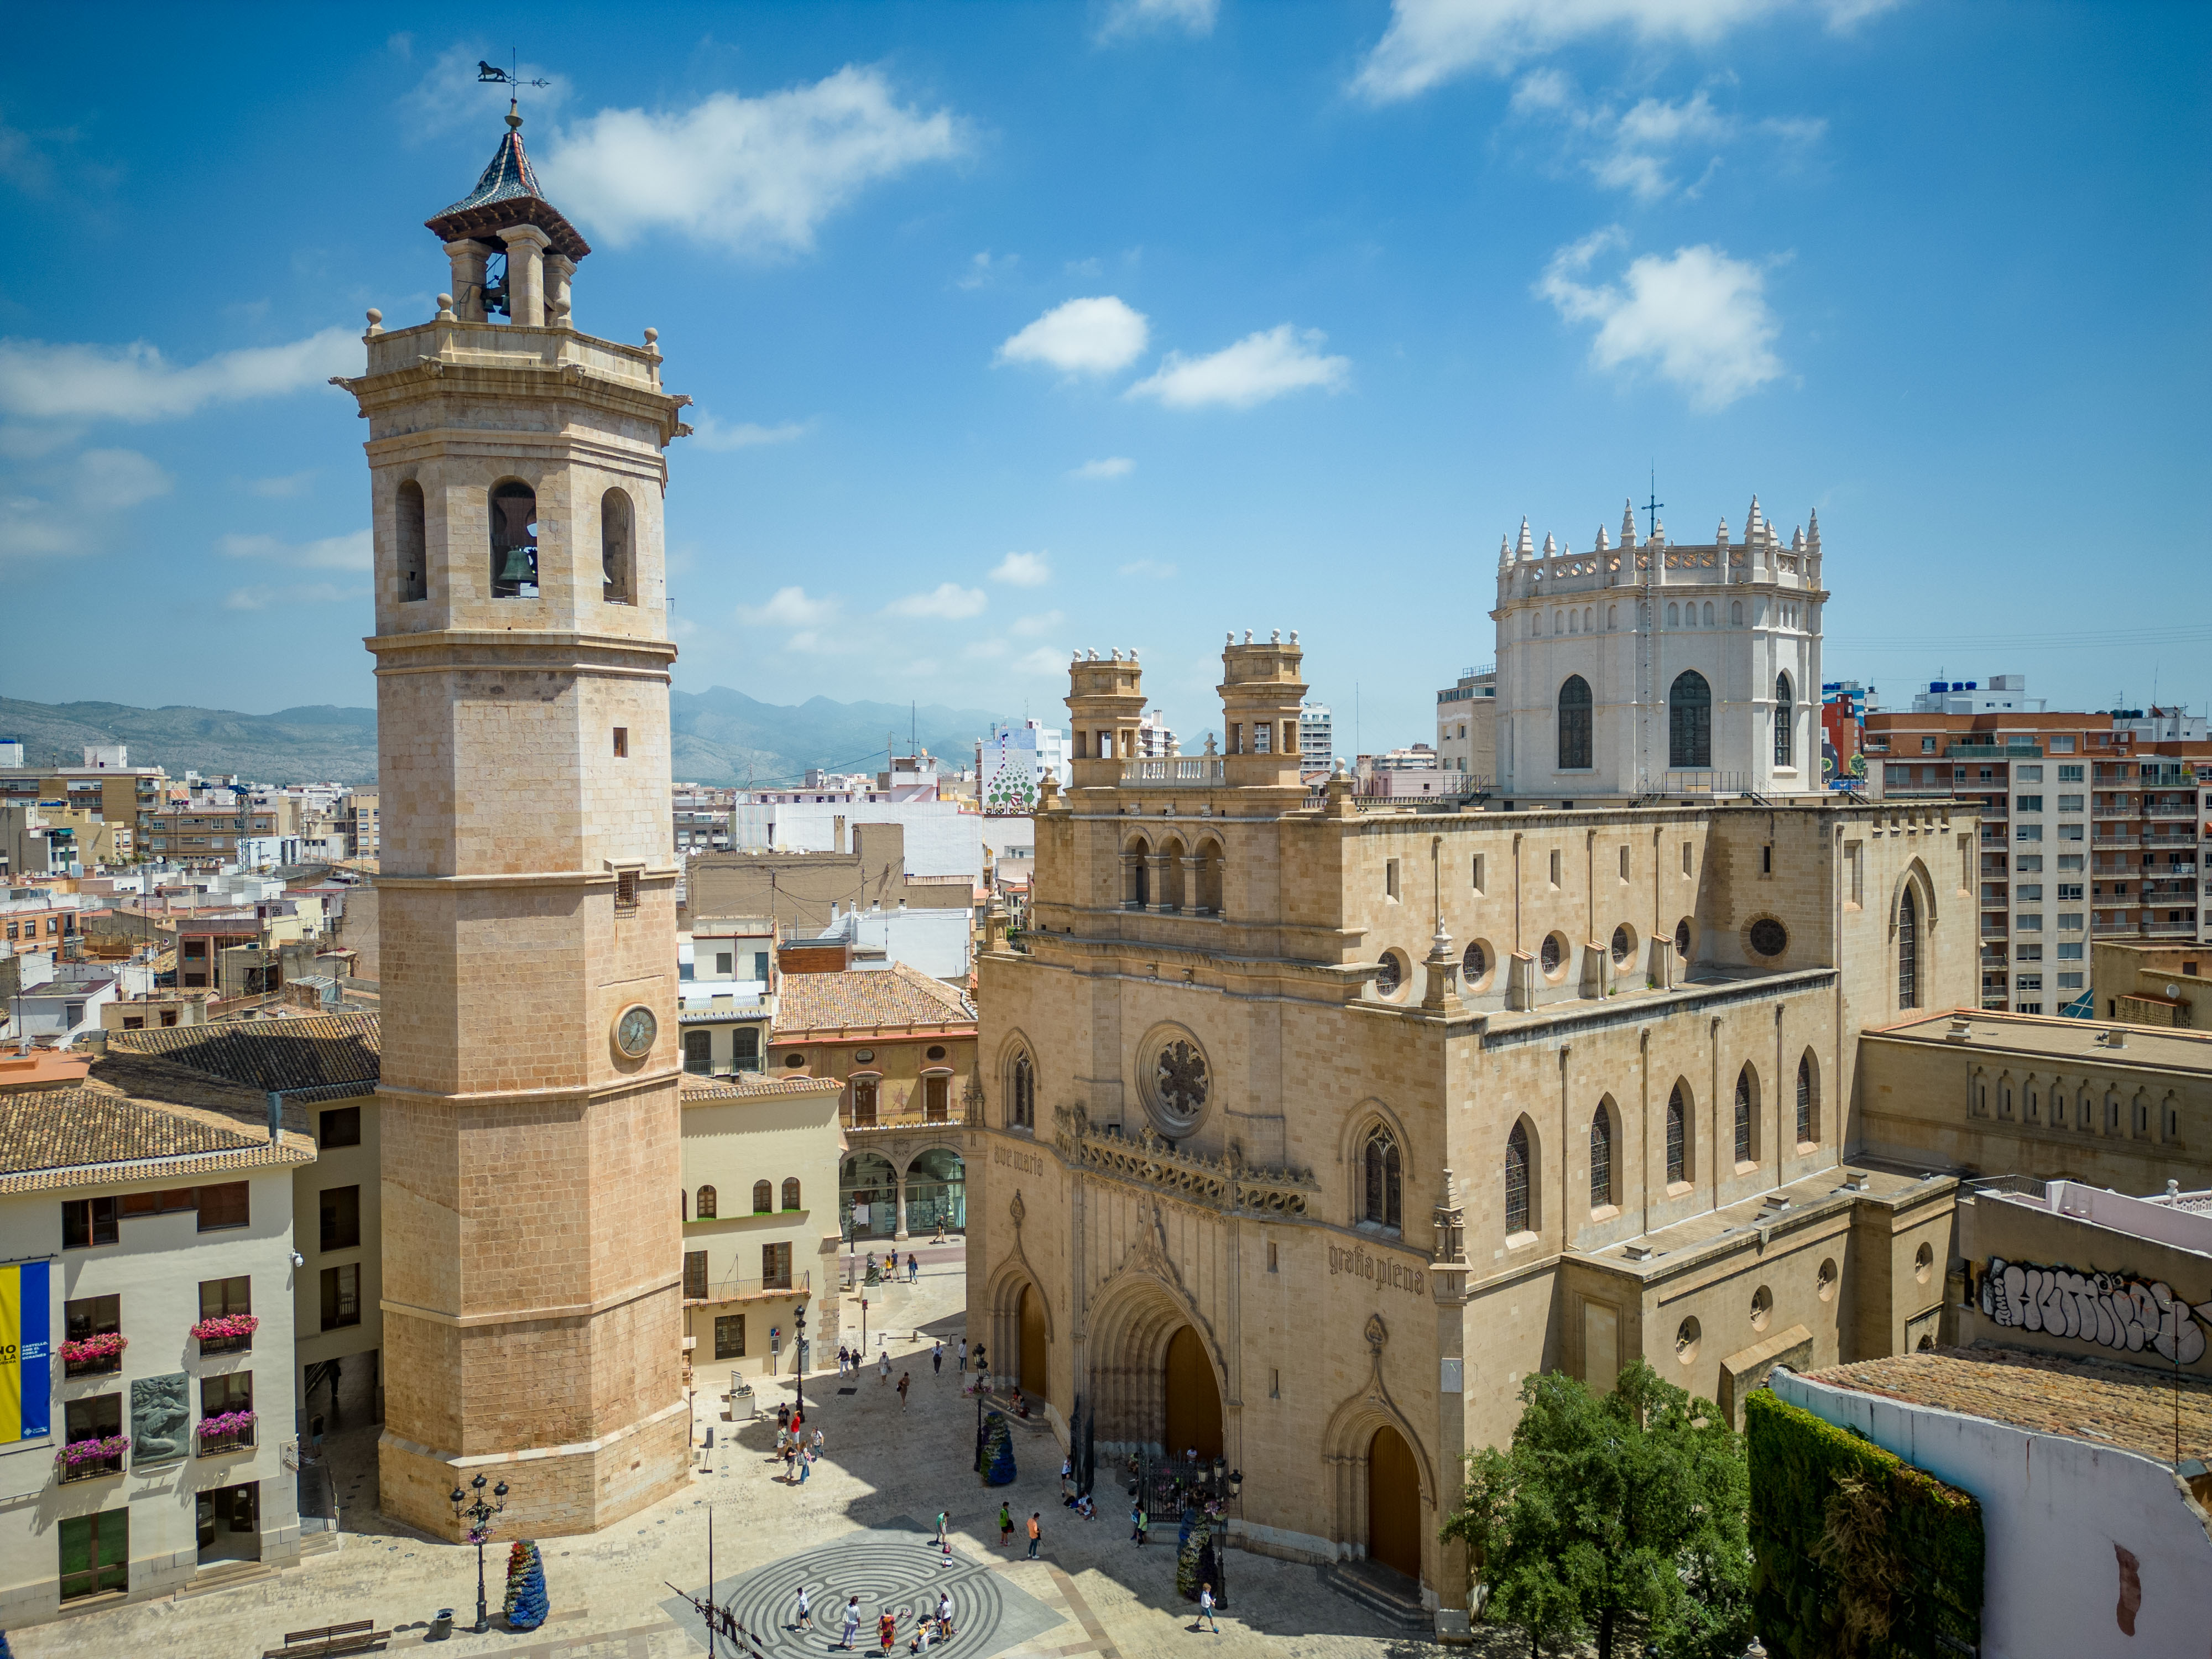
[1330, 1241, 1427, 1297]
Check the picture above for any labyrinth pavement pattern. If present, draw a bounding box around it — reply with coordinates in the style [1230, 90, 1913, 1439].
[658, 1528, 1066, 1659]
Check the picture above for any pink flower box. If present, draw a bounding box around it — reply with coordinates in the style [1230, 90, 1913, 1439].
[190, 1313, 259, 1343]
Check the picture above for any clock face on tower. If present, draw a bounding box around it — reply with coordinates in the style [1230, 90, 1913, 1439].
[614, 1004, 658, 1059]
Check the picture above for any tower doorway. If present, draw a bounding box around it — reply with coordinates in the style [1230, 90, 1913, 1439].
[1366, 1425, 1420, 1584]
[1019, 1285, 1048, 1396]
[1162, 1325, 1222, 1462]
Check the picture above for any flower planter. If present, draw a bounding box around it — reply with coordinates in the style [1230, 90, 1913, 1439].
[55, 1436, 129, 1481]
[197, 1410, 257, 1457]
[197, 1332, 253, 1356]
[60, 1334, 127, 1378]
[191, 1314, 258, 1354]
[64, 1353, 124, 1379]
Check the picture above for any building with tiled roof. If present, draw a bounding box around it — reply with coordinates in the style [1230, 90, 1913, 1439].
[0, 1087, 312, 1194]
[769, 964, 976, 1249]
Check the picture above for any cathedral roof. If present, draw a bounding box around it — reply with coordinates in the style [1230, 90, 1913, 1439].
[425, 115, 591, 262]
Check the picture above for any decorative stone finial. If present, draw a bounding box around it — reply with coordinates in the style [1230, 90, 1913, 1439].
[644, 327, 660, 354]
[1807, 508, 1821, 551]
[1746, 494, 1764, 539]
[364, 308, 384, 336]
[1225, 630, 1235, 645]
[1515, 517, 1534, 559]
[1243, 629, 1253, 644]
[436, 293, 455, 320]
[1290, 629, 1298, 644]
[1791, 525, 1805, 552]
[505, 100, 523, 132]
[1270, 628, 1280, 643]
[1716, 517, 1730, 550]
[1110, 648, 1121, 662]
[1621, 498, 1637, 548]
[1130, 647, 1140, 661]
[1596, 525, 1610, 551]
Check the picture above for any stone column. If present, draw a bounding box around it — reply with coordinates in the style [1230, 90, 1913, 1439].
[443, 239, 489, 322]
[894, 1170, 910, 1240]
[544, 253, 576, 330]
[1147, 852, 1175, 912]
[499, 225, 551, 326]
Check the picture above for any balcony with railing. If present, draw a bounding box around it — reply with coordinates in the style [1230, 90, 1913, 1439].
[196, 1412, 257, 1457]
[1946, 741, 2042, 759]
[55, 1437, 128, 1483]
[683, 1267, 811, 1308]
[59, 1334, 127, 1380]
[1120, 757, 1227, 787]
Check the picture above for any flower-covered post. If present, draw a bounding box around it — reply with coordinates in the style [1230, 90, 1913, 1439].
[451, 1471, 509, 1633]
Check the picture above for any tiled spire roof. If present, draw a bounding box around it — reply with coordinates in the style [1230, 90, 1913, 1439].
[425, 111, 591, 261]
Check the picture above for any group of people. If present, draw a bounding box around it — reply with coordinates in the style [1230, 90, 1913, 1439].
[810, 1587, 957, 1653]
[993, 1504, 1044, 1559]
[860, 1249, 925, 1285]
[773, 1400, 820, 1484]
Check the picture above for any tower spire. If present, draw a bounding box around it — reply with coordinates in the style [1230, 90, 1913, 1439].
[1621, 498, 1637, 549]
[1515, 517, 1534, 560]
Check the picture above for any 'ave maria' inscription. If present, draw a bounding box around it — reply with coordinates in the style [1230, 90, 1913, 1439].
[1330, 1241, 1427, 1298]
[994, 1144, 1047, 1177]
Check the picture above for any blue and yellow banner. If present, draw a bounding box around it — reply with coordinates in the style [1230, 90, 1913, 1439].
[2, 1260, 54, 1443]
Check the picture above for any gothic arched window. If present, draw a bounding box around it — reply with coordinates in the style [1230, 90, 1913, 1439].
[1363, 1129, 1402, 1229]
[1010, 1050, 1035, 1129]
[751, 1181, 771, 1214]
[1775, 672, 1794, 766]
[1557, 676, 1593, 770]
[1666, 1084, 1687, 1184]
[1505, 1122, 1531, 1235]
[1735, 1067, 1755, 1162]
[696, 1185, 717, 1219]
[1590, 1105, 1614, 1209]
[1797, 1053, 1815, 1143]
[1898, 886, 1920, 1010]
[1669, 671, 1712, 768]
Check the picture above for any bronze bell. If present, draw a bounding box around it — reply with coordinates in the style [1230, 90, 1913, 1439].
[495, 545, 536, 585]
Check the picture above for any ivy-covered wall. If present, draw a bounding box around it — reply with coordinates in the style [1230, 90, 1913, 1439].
[1746, 1389, 1984, 1658]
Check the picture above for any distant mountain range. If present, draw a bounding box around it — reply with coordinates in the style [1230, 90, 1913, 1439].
[0, 690, 1010, 786]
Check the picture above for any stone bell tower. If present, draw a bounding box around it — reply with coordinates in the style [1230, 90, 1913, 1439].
[332, 106, 693, 1538]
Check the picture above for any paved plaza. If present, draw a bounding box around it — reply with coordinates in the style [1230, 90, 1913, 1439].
[11, 1254, 1531, 1658]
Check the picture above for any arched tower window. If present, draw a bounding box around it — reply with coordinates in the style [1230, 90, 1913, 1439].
[601, 487, 634, 604]
[696, 1185, 717, 1219]
[489, 479, 539, 598]
[1669, 671, 1712, 768]
[1734, 1067, 1755, 1162]
[1362, 1129, 1402, 1229]
[782, 1177, 801, 1211]
[1590, 1105, 1614, 1209]
[1194, 838, 1224, 915]
[1557, 675, 1593, 770]
[1125, 836, 1151, 909]
[751, 1181, 772, 1214]
[1775, 672, 1794, 766]
[1505, 1122, 1531, 1235]
[397, 479, 427, 602]
[1797, 1053, 1815, 1142]
[1666, 1084, 1687, 1184]
[1009, 1051, 1035, 1129]
[1898, 886, 1920, 1010]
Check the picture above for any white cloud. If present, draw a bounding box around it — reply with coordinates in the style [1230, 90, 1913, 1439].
[1126, 324, 1349, 409]
[0, 446, 172, 559]
[1509, 74, 1823, 200]
[398, 44, 570, 140]
[1097, 0, 1220, 42]
[1013, 610, 1066, 637]
[0, 328, 358, 423]
[688, 415, 811, 451]
[1070, 456, 1134, 480]
[217, 528, 373, 571]
[1353, 0, 1897, 101]
[997, 296, 1150, 375]
[541, 66, 966, 258]
[957, 251, 1017, 290]
[1016, 646, 1072, 676]
[1537, 227, 1783, 410]
[1118, 558, 1178, 580]
[740, 585, 840, 628]
[991, 551, 1052, 587]
[246, 469, 317, 498]
[884, 582, 988, 620]
[224, 581, 360, 611]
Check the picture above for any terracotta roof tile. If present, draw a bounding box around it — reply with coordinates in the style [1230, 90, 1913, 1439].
[0, 1087, 315, 1192]
[1806, 1344, 2212, 1462]
[771, 963, 974, 1039]
[680, 1074, 843, 1103]
[105, 1010, 380, 1092]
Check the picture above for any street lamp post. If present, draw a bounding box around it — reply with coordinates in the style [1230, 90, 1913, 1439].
[792, 1301, 807, 1412]
[450, 1472, 509, 1634]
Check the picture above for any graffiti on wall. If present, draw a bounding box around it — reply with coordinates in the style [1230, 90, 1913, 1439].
[1976, 1256, 2212, 1364]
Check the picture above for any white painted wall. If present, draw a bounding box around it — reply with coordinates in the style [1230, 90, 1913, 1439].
[831, 905, 971, 980]
[1771, 1366, 2212, 1658]
[0, 1166, 302, 1625]
[727, 801, 984, 881]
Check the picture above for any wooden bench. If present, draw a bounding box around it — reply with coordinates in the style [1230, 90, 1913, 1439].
[263, 1619, 390, 1658]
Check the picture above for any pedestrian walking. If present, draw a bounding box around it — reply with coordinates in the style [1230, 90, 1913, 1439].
[932, 1340, 943, 1375]
[878, 1608, 898, 1655]
[907, 1251, 919, 1284]
[800, 1445, 813, 1483]
[839, 1596, 862, 1650]
[998, 1503, 1014, 1546]
[958, 1337, 968, 1372]
[1131, 1503, 1149, 1546]
[898, 1371, 911, 1408]
[813, 1427, 826, 1457]
[1026, 1512, 1041, 1560]
[784, 1441, 797, 1481]
[795, 1584, 813, 1631]
[837, 1344, 849, 1376]
[879, 1350, 893, 1384]
[1060, 1456, 1073, 1505]
[777, 1400, 791, 1430]
[1197, 1583, 1220, 1634]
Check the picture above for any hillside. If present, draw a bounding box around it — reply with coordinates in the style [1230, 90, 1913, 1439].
[0, 690, 1009, 786]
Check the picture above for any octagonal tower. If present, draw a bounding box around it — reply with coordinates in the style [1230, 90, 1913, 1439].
[332, 108, 693, 1538]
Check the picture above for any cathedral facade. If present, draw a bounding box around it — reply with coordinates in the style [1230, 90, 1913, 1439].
[966, 519, 1971, 1636]
[335, 109, 692, 1537]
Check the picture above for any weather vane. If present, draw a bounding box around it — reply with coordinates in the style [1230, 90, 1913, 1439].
[477, 51, 551, 111]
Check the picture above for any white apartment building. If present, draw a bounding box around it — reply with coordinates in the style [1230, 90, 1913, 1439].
[1298, 701, 1333, 773]
[0, 1088, 315, 1625]
[679, 920, 777, 1078]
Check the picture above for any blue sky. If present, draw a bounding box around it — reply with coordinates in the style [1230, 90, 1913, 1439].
[2, 0, 2207, 757]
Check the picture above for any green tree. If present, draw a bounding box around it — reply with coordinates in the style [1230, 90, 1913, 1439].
[1441, 1361, 1753, 1659]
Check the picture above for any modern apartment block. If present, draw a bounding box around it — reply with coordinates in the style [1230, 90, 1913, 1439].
[1298, 700, 1334, 773]
[1433, 667, 1495, 780]
[1867, 679, 2210, 1015]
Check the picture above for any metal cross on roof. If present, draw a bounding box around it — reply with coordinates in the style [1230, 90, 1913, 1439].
[1643, 466, 1665, 542]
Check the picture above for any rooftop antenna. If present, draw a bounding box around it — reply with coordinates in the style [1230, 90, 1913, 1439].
[1642, 466, 1664, 542]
